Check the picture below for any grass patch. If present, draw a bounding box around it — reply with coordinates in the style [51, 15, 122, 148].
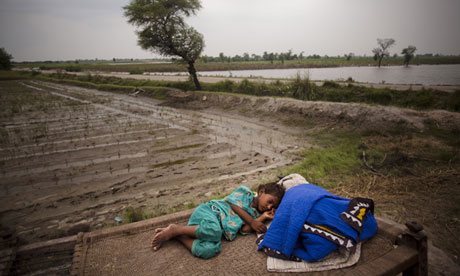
[64, 65, 82, 72]
[129, 68, 144, 75]
[283, 132, 363, 188]
[123, 207, 153, 223]
[0, 70, 37, 80]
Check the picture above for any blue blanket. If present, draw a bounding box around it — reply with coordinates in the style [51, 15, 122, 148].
[258, 184, 378, 262]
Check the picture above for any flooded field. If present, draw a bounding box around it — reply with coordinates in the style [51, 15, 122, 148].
[155, 64, 460, 85]
[0, 81, 304, 243]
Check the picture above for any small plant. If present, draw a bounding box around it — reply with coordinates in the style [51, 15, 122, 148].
[322, 80, 340, 88]
[123, 207, 151, 223]
[65, 65, 82, 72]
[129, 68, 144, 75]
[291, 72, 316, 100]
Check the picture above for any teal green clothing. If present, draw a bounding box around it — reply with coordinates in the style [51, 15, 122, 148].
[187, 186, 261, 259]
[209, 185, 261, 240]
[188, 203, 222, 259]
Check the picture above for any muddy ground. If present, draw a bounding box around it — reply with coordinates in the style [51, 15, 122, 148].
[0, 80, 307, 242]
[1, 80, 459, 273]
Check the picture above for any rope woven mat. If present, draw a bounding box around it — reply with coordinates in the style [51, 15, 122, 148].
[71, 210, 395, 276]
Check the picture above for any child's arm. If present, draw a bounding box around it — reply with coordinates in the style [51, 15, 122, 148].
[230, 204, 274, 233]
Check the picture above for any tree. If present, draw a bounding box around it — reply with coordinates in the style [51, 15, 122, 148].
[401, 45, 417, 67]
[267, 53, 275, 64]
[0, 47, 13, 70]
[344, 52, 354, 61]
[372, 38, 395, 67]
[124, 0, 205, 90]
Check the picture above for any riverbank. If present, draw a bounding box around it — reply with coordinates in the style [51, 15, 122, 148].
[26, 69, 460, 93]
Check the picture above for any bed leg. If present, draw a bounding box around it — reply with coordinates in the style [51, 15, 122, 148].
[399, 221, 428, 276]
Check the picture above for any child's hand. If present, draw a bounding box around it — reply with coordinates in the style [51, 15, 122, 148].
[263, 208, 276, 220]
[250, 219, 267, 233]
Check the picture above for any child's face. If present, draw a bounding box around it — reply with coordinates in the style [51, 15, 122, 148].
[257, 189, 280, 213]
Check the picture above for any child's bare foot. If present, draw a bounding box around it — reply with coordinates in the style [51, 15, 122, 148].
[151, 224, 178, 251]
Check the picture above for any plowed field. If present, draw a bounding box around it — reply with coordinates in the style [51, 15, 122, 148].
[0, 80, 304, 243]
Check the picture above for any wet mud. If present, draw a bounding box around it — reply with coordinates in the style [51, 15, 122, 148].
[0, 81, 306, 243]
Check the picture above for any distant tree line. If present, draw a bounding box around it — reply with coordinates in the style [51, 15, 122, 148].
[200, 50, 360, 63]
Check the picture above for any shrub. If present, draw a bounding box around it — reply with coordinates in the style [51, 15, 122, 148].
[129, 68, 144, 75]
[291, 73, 316, 100]
[64, 65, 82, 72]
[322, 80, 340, 88]
[124, 207, 147, 223]
[0, 48, 13, 70]
[237, 79, 256, 94]
[209, 79, 235, 92]
[365, 89, 393, 105]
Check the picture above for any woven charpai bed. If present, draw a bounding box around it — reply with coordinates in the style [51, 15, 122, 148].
[70, 209, 426, 276]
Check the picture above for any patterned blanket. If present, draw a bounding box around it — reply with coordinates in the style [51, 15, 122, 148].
[257, 183, 377, 262]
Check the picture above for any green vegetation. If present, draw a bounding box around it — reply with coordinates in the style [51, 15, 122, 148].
[284, 133, 363, 189]
[129, 68, 144, 75]
[123, 206, 154, 223]
[64, 65, 82, 72]
[0, 47, 13, 71]
[281, 124, 460, 190]
[0, 70, 35, 80]
[291, 73, 317, 100]
[402, 46, 417, 67]
[124, 0, 205, 90]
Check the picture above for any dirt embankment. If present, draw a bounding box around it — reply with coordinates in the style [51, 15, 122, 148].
[183, 91, 460, 131]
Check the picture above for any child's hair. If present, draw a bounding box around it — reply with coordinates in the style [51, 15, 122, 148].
[258, 182, 286, 202]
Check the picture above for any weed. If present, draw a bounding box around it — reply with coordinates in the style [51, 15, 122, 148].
[123, 207, 153, 223]
[129, 68, 144, 75]
[322, 80, 340, 88]
[291, 72, 317, 100]
[237, 79, 256, 94]
[64, 65, 82, 72]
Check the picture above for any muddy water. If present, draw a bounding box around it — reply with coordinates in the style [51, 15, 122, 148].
[161, 64, 460, 85]
[0, 81, 304, 243]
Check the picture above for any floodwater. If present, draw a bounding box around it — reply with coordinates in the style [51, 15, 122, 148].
[183, 64, 460, 85]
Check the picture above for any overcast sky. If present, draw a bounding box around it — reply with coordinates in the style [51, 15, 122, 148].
[1, 0, 459, 62]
